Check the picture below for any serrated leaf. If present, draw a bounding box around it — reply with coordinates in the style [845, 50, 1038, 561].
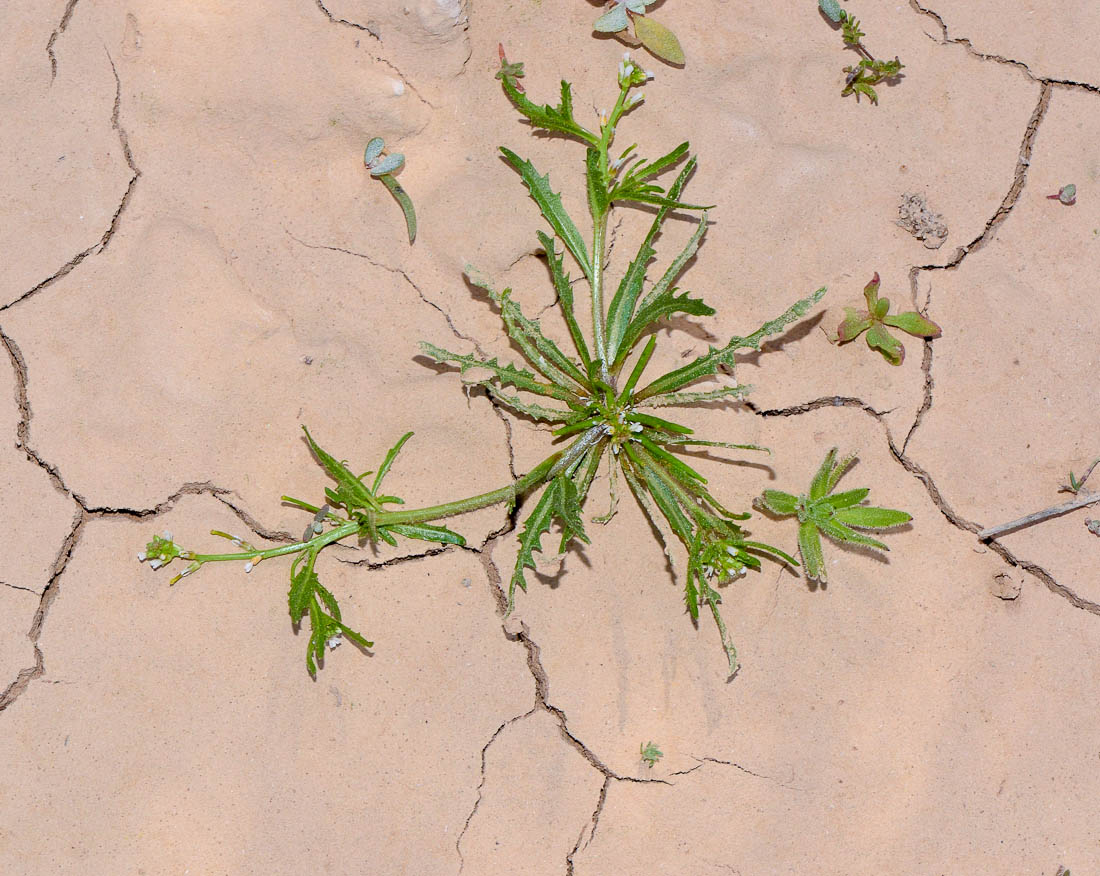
[419, 342, 576, 403]
[552, 474, 590, 550]
[288, 554, 317, 625]
[372, 432, 413, 494]
[634, 15, 685, 65]
[499, 76, 599, 146]
[865, 322, 904, 365]
[882, 311, 942, 339]
[500, 147, 593, 278]
[605, 158, 697, 359]
[616, 289, 715, 367]
[484, 385, 576, 423]
[303, 427, 380, 513]
[509, 481, 562, 608]
[758, 489, 799, 516]
[466, 270, 588, 390]
[833, 506, 912, 529]
[634, 287, 826, 400]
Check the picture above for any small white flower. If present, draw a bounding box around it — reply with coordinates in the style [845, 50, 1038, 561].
[162, 530, 172, 541]
[177, 566, 194, 578]
[624, 92, 645, 110]
[326, 635, 343, 650]
[150, 559, 163, 570]
[137, 551, 146, 562]
[244, 562, 253, 573]
[644, 69, 656, 81]
[629, 422, 643, 433]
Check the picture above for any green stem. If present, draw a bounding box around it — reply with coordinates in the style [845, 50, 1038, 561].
[186, 452, 565, 566]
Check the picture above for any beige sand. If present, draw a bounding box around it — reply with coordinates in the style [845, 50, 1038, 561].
[2, 0, 1098, 873]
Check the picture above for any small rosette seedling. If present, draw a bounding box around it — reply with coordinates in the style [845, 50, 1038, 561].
[364, 136, 417, 243]
[834, 272, 941, 365]
[756, 448, 911, 584]
[818, 0, 904, 104]
[640, 741, 663, 767]
[594, 0, 685, 66]
[1046, 184, 1077, 206]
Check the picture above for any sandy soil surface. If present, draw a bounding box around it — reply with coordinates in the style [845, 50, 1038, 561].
[2, 1, 1099, 873]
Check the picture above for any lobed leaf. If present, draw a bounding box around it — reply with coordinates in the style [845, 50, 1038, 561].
[500, 147, 593, 278]
[303, 427, 380, 513]
[419, 342, 577, 403]
[499, 76, 599, 147]
[634, 287, 826, 401]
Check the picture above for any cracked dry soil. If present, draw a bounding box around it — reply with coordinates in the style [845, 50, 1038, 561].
[2, 1, 1100, 873]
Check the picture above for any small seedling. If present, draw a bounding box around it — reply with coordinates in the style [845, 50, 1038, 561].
[141, 56, 835, 676]
[833, 272, 941, 365]
[1046, 184, 1077, 206]
[1060, 457, 1099, 494]
[594, 1, 685, 66]
[640, 740, 663, 767]
[756, 448, 911, 584]
[364, 136, 417, 243]
[818, 0, 903, 104]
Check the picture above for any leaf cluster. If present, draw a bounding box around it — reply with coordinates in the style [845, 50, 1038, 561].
[818, 0, 904, 104]
[756, 448, 911, 583]
[593, 1, 685, 66]
[834, 272, 941, 365]
[420, 57, 826, 672]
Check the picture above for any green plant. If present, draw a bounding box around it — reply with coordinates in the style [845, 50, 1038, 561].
[140, 56, 828, 675]
[364, 136, 417, 243]
[833, 272, 941, 365]
[593, 1, 685, 66]
[818, 0, 903, 104]
[755, 448, 911, 584]
[1046, 183, 1077, 206]
[640, 740, 663, 767]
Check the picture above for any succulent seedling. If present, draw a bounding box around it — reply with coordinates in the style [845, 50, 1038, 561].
[594, 0, 685, 66]
[1046, 184, 1077, 206]
[818, 0, 904, 104]
[364, 136, 417, 243]
[756, 448, 911, 584]
[640, 741, 663, 767]
[140, 56, 840, 676]
[833, 272, 941, 365]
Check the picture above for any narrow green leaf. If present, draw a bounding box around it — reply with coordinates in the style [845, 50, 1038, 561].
[378, 174, 417, 244]
[636, 384, 751, 408]
[823, 487, 869, 510]
[418, 342, 576, 402]
[586, 147, 610, 221]
[758, 489, 799, 516]
[741, 539, 799, 567]
[605, 158, 697, 362]
[500, 147, 593, 278]
[619, 334, 657, 402]
[537, 231, 592, 370]
[634, 287, 826, 400]
[627, 411, 692, 434]
[633, 15, 685, 65]
[798, 521, 826, 583]
[386, 522, 468, 546]
[624, 141, 689, 187]
[817, 516, 889, 552]
[637, 433, 706, 485]
[372, 432, 413, 494]
[833, 506, 912, 529]
[882, 311, 942, 339]
[824, 450, 858, 493]
[635, 212, 708, 315]
[809, 448, 837, 501]
[614, 288, 715, 366]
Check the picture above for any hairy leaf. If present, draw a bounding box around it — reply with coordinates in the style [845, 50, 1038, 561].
[499, 77, 599, 147]
[419, 342, 577, 403]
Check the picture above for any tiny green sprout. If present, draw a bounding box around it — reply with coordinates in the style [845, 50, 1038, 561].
[818, 1, 904, 104]
[594, 0, 685, 66]
[756, 448, 911, 584]
[496, 43, 525, 92]
[833, 272, 941, 365]
[640, 740, 663, 767]
[364, 136, 417, 243]
[1046, 183, 1077, 206]
[1061, 457, 1100, 494]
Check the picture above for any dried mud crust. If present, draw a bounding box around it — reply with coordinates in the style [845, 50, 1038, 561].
[2, 0, 1100, 874]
